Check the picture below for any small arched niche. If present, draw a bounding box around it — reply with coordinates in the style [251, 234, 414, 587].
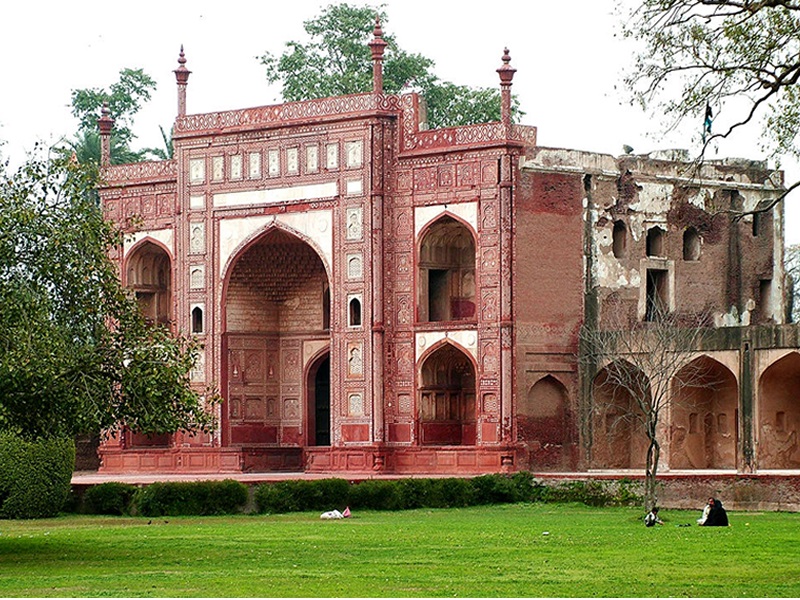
[646, 226, 665, 257]
[126, 241, 172, 326]
[683, 227, 701, 261]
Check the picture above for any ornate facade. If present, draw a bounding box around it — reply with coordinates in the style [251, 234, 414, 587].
[97, 30, 800, 476]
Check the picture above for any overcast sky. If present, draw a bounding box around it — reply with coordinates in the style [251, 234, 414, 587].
[2, 0, 797, 243]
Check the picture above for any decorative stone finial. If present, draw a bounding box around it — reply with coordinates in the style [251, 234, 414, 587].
[368, 15, 388, 94]
[174, 45, 192, 117]
[496, 48, 516, 132]
[97, 102, 114, 167]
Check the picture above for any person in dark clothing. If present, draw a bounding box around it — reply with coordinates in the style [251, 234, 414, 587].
[701, 498, 729, 526]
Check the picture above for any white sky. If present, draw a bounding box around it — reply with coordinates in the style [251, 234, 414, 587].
[1, 0, 798, 244]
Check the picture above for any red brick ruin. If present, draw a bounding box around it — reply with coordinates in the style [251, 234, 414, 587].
[96, 27, 800, 476]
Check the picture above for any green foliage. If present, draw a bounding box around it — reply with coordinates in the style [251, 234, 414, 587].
[260, 3, 518, 128]
[0, 151, 217, 440]
[83, 482, 139, 515]
[786, 243, 800, 322]
[134, 480, 248, 516]
[255, 478, 350, 513]
[623, 0, 800, 170]
[348, 479, 403, 510]
[0, 433, 75, 519]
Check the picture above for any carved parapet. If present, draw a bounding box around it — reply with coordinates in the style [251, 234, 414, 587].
[102, 160, 178, 186]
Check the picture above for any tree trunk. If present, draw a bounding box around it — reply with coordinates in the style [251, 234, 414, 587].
[644, 438, 661, 512]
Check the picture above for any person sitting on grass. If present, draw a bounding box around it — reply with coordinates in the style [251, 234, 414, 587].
[697, 497, 714, 525]
[644, 507, 664, 527]
[700, 498, 729, 527]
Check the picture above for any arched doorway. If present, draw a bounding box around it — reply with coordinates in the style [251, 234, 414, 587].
[418, 343, 476, 445]
[417, 216, 476, 323]
[519, 375, 573, 469]
[758, 352, 800, 469]
[670, 356, 738, 469]
[591, 361, 650, 469]
[307, 353, 331, 446]
[223, 228, 330, 449]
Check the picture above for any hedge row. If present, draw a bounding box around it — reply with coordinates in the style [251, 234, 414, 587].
[0, 434, 75, 519]
[78, 479, 250, 516]
[254, 473, 642, 514]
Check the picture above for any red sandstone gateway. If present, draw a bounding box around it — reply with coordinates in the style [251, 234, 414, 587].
[97, 28, 799, 476]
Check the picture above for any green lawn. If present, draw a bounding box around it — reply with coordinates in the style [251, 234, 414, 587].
[1, 504, 798, 597]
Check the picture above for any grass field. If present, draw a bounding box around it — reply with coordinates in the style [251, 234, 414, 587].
[1, 503, 798, 597]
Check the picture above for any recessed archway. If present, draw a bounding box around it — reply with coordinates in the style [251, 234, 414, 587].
[126, 240, 172, 326]
[519, 375, 574, 470]
[670, 356, 738, 469]
[223, 227, 330, 449]
[417, 216, 476, 323]
[418, 343, 476, 445]
[758, 352, 800, 469]
[591, 361, 650, 469]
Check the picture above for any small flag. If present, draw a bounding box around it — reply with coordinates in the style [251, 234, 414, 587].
[343, 506, 351, 518]
[702, 103, 713, 143]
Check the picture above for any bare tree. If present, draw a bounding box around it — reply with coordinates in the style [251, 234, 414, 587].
[580, 307, 714, 511]
[621, 0, 800, 215]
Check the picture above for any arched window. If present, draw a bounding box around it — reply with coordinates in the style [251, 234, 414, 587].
[126, 241, 172, 326]
[191, 306, 204, 334]
[348, 297, 362, 327]
[612, 220, 627, 259]
[646, 227, 664, 257]
[418, 344, 476, 445]
[683, 227, 701, 261]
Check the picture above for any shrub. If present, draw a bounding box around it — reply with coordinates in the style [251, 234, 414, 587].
[135, 480, 248, 516]
[0, 433, 75, 519]
[84, 482, 139, 515]
[471, 474, 521, 505]
[255, 479, 349, 513]
[544, 480, 614, 507]
[427, 477, 474, 508]
[348, 479, 403, 511]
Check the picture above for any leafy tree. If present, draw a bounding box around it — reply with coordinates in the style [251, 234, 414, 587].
[0, 148, 217, 441]
[622, 0, 800, 211]
[260, 3, 518, 128]
[65, 68, 164, 165]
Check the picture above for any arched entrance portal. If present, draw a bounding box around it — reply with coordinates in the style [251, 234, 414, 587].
[670, 356, 738, 469]
[758, 352, 800, 469]
[418, 343, 476, 445]
[223, 228, 330, 451]
[307, 353, 331, 446]
[519, 375, 574, 470]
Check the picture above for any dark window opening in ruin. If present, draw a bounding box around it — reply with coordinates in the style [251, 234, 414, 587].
[191, 306, 204, 334]
[759, 279, 772, 322]
[127, 241, 172, 327]
[683, 227, 701, 261]
[583, 174, 592, 193]
[612, 220, 627, 259]
[646, 227, 664, 257]
[645, 268, 668, 321]
[753, 212, 761, 236]
[418, 216, 476, 323]
[349, 297, 362, 327]
[322, 284, 331, 330]
[418, 344, 476, 446]
[689, 412, 698, 434]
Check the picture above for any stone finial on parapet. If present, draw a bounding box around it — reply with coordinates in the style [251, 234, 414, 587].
[97, 102, 114, 168]
[174, 45, 191, 117]
[497, 48, 516, 132]
[368, 15, 388, 94]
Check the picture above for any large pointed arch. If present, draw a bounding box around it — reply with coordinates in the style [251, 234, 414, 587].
[591, 360, 650, 469]
[670, 355, 738, 469]
[417, 341, 477, 445]
[222, 226, 331, 449]
[519, 375, 574, 469]
[758, 351, 800, 469]
[417, 214, 476, 323]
